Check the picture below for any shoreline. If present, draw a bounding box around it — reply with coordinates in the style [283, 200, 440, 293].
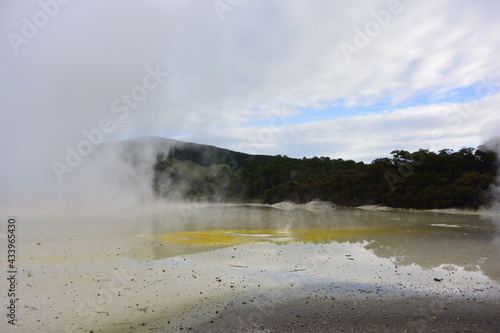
[6, 199, 499, 220]
[231, 200, 500, 217]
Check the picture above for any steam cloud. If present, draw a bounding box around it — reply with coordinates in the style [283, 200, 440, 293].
[483, 137, 500, 212]
[1, 0, 500, 214]
[0, 1, 173, 213]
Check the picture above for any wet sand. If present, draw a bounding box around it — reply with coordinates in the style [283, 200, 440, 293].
[193, 296, 500, 333]
[11, 233, 500, 332]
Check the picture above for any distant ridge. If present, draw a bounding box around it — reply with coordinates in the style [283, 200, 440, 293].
[105, 136, 497, 209]
[118, 136, 272, 168]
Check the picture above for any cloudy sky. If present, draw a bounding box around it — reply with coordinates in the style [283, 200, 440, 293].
[1, 0, 500, 207]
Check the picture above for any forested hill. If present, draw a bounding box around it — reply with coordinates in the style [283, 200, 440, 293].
[119, 136, 271, 167]
[125, 137, 498, 209]
[252, 148, 497, 209]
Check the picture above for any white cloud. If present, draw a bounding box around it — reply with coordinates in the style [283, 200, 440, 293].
[198, 93, 500, 162]
[1, 0, 500, 207]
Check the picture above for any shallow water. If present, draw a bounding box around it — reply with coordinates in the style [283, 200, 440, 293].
[142, 205, 500, 283]
[168, 208, 496, 273]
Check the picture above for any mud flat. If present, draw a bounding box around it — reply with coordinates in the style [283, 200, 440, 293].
[3, 205, 500, 332]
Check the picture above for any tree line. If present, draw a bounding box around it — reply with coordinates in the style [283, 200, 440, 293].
[153, 144, 498, 210]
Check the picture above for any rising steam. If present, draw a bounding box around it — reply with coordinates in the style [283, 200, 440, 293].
[482, 137, 500, 213]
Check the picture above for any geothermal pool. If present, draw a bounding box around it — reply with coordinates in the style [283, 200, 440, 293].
[3, 204, 500, 332]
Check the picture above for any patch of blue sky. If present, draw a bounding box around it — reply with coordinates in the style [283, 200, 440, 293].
[157, 129, 192, 139]
[405, 84, 482, 105]
[168, 129, 191, 137]
[266, 83, 484, 125]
